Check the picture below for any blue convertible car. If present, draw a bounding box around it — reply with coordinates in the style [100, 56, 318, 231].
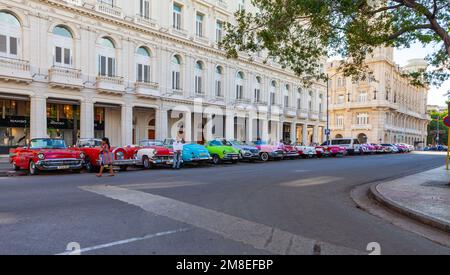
[163, 139, 212, 164]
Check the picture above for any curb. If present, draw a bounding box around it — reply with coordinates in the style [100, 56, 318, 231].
[368, 183, 450, 234]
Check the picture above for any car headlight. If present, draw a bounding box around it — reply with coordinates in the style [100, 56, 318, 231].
[37, 153, 45, 160]
[79, 152, 85, 159]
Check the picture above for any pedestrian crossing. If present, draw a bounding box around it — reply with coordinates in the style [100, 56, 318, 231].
[81, 185, 363, 255]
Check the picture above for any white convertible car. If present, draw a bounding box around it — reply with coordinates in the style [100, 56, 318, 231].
[294, 144, 317, 158]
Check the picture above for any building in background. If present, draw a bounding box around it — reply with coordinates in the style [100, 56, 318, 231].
[327, 48, 430, 147]
[0, 0, 327, 153]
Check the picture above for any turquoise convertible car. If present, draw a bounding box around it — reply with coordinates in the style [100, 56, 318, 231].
[163, 139, 212, 164]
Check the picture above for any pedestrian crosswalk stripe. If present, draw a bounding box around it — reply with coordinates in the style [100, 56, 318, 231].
[81, 185, 364, 255]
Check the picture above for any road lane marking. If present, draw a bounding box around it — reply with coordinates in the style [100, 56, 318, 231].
[280, 176, 342, 187]
[56, 228, 190, 255]
[81, 185, 363, 255]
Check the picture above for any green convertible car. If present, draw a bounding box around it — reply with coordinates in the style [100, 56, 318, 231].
[205, 140, 240, 165]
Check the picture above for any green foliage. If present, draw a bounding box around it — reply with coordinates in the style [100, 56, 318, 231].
[428, 109, 449, 145]
[220, 0, 450, 87]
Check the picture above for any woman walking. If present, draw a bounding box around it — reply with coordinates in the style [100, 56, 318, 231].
[97, 137, 115, 177]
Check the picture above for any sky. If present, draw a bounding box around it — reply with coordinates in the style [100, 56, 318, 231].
[394, 43, 449, 107]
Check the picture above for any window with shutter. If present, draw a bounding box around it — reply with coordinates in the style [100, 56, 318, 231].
[64, 48, 71, 65]
[0, 35, 7, 53]
[144, 65, 150, 83]
[9, 37, 17, 56]
[55, 47, 62, 64]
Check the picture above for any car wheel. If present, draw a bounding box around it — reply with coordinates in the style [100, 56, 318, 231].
[12, 162, 20, 171]
[85, 159, 96, 173]
[29, 161, 38, 175]
[119, 166, 127, 172]
[143, 156, 151, 169]
[260, 152, 269, 162]
[212, 155, 220, 165]
[72, 169, 82, 173]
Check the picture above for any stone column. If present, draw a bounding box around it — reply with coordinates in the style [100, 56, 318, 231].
[30, 95, 47, 139]
[205, 114, 214, 141]
[155, 107, 168, 140]
[302, 123, 308, 145]
[184, 111, 192, 142]
[313, 125, 319, 144]
[246, 116, 254, 143]
[278, 120, 284, 142]
[80, 100, 94, 139]
[121, 104, 133, 146]
[261, 118, 269, 142]
[225, 112, 235, 140]
[290, 121, 297, 144]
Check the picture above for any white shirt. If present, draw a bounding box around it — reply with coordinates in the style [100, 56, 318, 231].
[173, 141, 184, 152]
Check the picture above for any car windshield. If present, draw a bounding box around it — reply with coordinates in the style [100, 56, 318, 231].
[209, 140, 224, 146]
[78, 139, 102, 147]
[331, 139, 352, 145]
[221, 140, 233, 146]
[252, 141, 267, 145]
[30, 139, 67, 149]
[140, 140, 164, 146]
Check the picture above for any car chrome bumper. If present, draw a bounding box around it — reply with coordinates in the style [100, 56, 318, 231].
[269, 151, 284, 158]
[223, 154, 240, 161]
[37, 159, 83, 171]
[150, 156, 174, 165]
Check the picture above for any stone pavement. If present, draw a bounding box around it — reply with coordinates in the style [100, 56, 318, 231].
[371, 166, 450, 233]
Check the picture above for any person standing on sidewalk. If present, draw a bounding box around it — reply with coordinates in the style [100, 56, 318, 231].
[97, 138, 115, 177]
[173, 138, 184, 170]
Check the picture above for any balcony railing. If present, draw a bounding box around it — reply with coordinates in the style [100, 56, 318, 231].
[95, 1, 123, 18]
[0, 56, 32, 83]
[351, 124, 372, 130]
[309, 111, 319, 120]
[96, 75, 125, 94]
[49, 66, 83, 89]
[135, 81, 160, 98]
[297, 108, 308, 119]
[135, 14, 157, 28]
[63, 0, 82, 6]
[284, 107, 297, 117]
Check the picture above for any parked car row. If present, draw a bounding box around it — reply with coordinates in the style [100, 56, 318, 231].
[9, 138, 415, 175]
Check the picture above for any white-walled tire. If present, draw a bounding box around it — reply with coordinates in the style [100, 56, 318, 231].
[29, 161, 39, 175]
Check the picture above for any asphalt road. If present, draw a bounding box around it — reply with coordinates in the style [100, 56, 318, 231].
[0, 152, 449, 255]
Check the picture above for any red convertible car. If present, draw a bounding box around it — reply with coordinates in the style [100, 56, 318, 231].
[9, 138, 84, 175]
[76, 139, 136, 172]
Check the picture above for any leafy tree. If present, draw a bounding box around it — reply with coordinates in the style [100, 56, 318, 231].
[427, 109, 448, 145]
[220, 0, 450, 87]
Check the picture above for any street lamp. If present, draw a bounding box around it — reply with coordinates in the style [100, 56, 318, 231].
[326, 71, 340, 144]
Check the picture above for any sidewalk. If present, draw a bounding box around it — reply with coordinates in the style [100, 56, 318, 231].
[370, 166, 450, 233]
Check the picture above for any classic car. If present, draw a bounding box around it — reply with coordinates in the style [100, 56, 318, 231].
[322, 138, 362, 155]
[222, 139, 260, 161]
[76, 138, 136, 172]
[205, 140, 240, 165]
[394, 144, 409, 153]
[370, 144, 386, 154]
[381, 144, 399, 153]
[10, 138, 84, 175]
[135, 140, 174, 169]
[282, 144, 300, 159]
[361, 144, 377, 154]
[163, 139, 211, 164]
[294, 144, 317, 158]
[316, 145, 347, 157]
[251, 141, 284, 162]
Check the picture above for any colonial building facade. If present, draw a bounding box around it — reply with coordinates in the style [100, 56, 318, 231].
[327, 48, 430, 146]
[0, 0, 327, 152]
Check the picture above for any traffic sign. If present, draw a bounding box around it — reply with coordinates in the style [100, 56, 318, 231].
[444, 116, 450, 127]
